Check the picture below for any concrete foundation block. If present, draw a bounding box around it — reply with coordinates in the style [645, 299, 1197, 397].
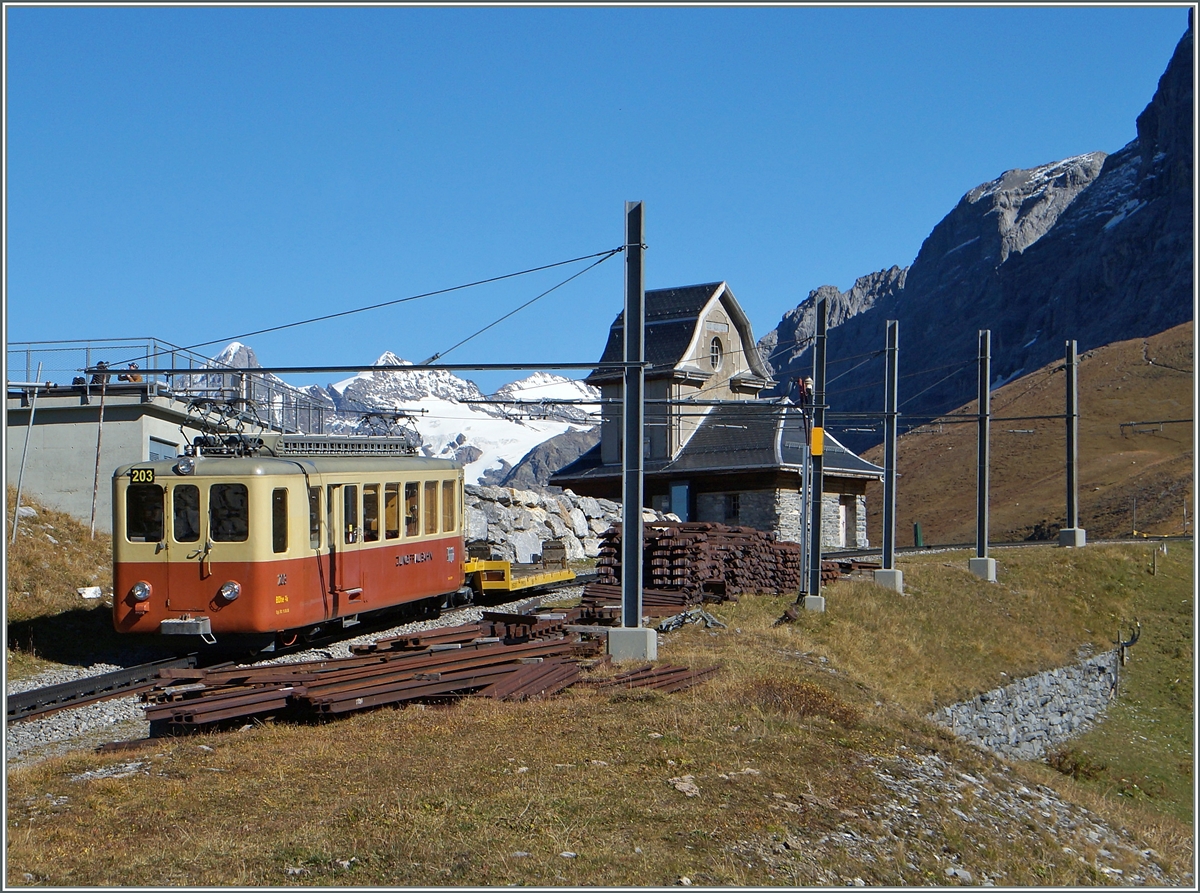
[873, 568, 904, 594]
[803, 595, 826, 613]
[1058, 527, 1087, 548]
[607, 627, 657, 662]
[969, 557, 997, 582]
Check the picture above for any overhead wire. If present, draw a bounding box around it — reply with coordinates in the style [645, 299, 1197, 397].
[106, 246, 625, 369]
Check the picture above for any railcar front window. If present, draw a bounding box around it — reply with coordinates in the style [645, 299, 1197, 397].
[272, 488, 288, 553]
[126, 484, 164, 542]
[363, 485, 380, 543]
[173, 485, 200, 542]
[210, 483, 249, 542]
[405, 483, 419, 537]
[385, 483, 400, 539]
[424, 480, 438, 535]
[308, 487, 321, 549]
[442, 479, 457, 531]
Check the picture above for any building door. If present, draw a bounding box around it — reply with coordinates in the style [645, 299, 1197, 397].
[670, 482, 690, 522]
[838, 501, 847, 548]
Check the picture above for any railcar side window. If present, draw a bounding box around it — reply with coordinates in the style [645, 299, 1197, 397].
[344, 485, 358, 544]
[424, 480, 438, 535]
[404, 482, 419, 537]
[173, 485, 200, 543]
[308, 487, 321, 549]
[442, 479, 457, 531]
[385, 483, 400, 539]
[363, 485, 380, 543]
[272, 488, 288, 553]
[210, 483, 249, 542]
[126, 484, 164, 542]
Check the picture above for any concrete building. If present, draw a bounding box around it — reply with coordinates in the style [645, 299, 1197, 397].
[551, 281, 883, 549]
[7, 338, 327, 534]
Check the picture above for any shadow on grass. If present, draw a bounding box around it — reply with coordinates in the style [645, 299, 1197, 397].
[7, 605, 184, 669]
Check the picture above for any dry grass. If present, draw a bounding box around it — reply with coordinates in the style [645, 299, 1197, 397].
[864, 321, 1194, 545]
[5, 541, 1193, 886]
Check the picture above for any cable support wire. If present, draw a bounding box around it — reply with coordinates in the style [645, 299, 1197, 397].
[899, 360, 975, 408]
[421, 247, 623, 363]
[103, 246, 625, 370]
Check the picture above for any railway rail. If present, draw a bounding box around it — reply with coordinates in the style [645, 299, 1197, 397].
[6, 655, 206, 724]
[6, 572, 595, 728]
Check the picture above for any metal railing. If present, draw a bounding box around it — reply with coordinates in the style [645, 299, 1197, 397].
[7, 337, 329, 434]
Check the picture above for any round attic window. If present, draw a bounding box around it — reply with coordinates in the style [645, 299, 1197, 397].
[709, 337, 723, 371]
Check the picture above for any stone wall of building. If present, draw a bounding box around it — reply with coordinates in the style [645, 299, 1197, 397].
[930, 650, 1119, 761]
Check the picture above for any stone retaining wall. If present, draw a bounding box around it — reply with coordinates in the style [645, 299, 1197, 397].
[465, 485, 638, 563]
[931, 650, 1118, 761]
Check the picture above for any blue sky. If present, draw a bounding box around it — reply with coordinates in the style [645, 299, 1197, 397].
[4, 3, 1190, 393]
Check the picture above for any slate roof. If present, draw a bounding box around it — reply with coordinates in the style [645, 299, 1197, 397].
[588, 281, 771, 383]
[551, 403, 884, 483]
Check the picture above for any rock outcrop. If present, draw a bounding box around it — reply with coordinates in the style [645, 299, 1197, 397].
[758, 21, 1193, 452]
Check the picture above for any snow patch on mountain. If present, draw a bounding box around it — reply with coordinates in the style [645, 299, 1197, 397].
[220, 345, 598, 485]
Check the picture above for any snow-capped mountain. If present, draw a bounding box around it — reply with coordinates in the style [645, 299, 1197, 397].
[224, 347, 598, 485]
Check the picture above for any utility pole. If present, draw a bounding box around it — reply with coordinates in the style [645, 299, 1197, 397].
[805, 296, 828, 610]
[611, 200, 655, 660]
[11, 364, 43, 544]
[1059, 340, 1086, 547]
[969, 330, 996, 581]
[875, 321, 903, 593]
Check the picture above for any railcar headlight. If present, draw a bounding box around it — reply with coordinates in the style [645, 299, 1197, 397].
[174, 457, 195, 475]
[131, 581, 152, 602]
[219, 581, 241, 601]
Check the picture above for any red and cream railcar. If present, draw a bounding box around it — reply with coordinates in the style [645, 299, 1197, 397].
[112, 434, 465, 648]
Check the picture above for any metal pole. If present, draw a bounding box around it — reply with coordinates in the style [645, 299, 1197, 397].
[797, 422, 811, 596]
[621, 200, 645, 629]
[882, 320, 899, 570]
[807, 297, 828, 599]
[976, 330, 991, 559]
[1065, 340, 1079, 529]
[90, 377, 109, 539]
[11, 363, 43, 544]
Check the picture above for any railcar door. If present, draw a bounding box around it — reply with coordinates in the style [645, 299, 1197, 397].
[165, 481, 209, 611]
[327, 483, 363, 615]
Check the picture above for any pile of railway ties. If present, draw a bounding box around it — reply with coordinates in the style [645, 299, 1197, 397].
[134, 520, 868, 737]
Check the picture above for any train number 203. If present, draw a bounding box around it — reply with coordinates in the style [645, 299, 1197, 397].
[130, 468, 155, 484]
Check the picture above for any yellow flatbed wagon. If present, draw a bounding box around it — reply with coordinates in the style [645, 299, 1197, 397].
[463, 558, 576, 594]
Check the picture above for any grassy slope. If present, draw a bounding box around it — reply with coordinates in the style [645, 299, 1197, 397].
[862, 321, 1194, 546]
[4, 535, 1193, 885]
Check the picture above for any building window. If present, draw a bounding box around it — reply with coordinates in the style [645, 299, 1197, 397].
[149, 437, 177, 462]
[723, 492, 740, 525]
[709, 337, 723, 371]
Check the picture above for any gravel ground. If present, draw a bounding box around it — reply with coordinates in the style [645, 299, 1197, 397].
[726, 750, 1192, 886]
[4, 590, 569, 768]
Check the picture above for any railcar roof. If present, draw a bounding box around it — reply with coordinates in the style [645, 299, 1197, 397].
[114, 456, 462, 478]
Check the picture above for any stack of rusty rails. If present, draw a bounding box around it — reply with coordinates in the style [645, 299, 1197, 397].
[143, 634, 605, 732]
[579, 582, 704, 619]
[350, 623, 485, 654]
[475, 658, 580, 700]
[590, 663, 721, 694]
